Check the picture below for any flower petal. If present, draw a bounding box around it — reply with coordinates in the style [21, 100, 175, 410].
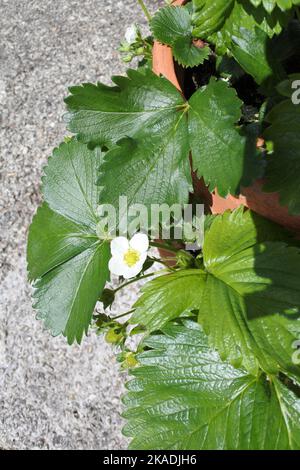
[130, 233, 149, 253]
[111, 237, 129, 257]
[139, 252, 147, 265]
[108, 256, 126, 276]
[122, 261, 144, 279]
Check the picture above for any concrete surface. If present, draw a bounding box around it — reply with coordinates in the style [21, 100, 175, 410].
[0, 0, 162, 450]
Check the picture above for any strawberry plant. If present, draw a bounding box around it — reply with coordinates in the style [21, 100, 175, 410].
[27, 0, 300, 449]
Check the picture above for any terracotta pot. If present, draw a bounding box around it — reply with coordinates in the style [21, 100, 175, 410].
[152, 0, 300, 233]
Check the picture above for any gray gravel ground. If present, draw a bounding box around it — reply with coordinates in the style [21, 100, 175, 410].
[0, 0, 162, 450]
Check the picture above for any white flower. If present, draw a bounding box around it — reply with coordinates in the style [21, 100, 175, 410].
[125, 24, 138, 44]
[109, 233, 149, 279]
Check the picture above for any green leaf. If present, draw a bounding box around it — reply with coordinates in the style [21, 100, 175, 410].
[249, 0, 300, 13]
[263, 97, 300, 214]
[276, 74, 300, 97]
[150, 6, 211, 68]
[32, 231, 109, 345]
[66, 69, 265, 200]
[123, 321, 300, 450]
[42, 140, 103, 229]
[271, 19, 300, 64]
[97, 128, 191, 212]
[216, 55, 245, 80]
[131, 270, 206, 331]
[65, 68, 187, 148]
[192, 0, 290, 41]
[188, 79, 262, 196]
[150, 6, 191, 46]
[192, 0, 235, 37]
[200, 209, 300, 375]
[99, 77, 262, 204]
[132, 209, 300, 377]
[173, 36, 210, 68]
[230, 27, 286, 87]
[27, 141, 110, 343]
[27, 203, 96, 282]
[66, 69, 193, 209]
[205, 0, 291, 54]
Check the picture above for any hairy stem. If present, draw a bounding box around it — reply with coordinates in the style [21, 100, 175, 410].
[112, 309, 135, 320]
[114, 270, 161, 294]
[148, 257, 177, 271]
[137, 0, 152, 21]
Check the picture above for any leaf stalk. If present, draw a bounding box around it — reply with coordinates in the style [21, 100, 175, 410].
[137, 0, 152, 22]
[114, 270, 160, 294]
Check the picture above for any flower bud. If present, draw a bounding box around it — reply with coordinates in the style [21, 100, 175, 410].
[105, 327, 123, 344]
[99, 288, 115, 310]
[125, 24, 139, 45]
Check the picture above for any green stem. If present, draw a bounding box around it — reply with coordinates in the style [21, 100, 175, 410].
[149, 241, 180, 254]
[297, 7, 300, 21]
[148, 257, 177, 270]
[114, 271, 160, 294]
[160, 256, 178, 262]
[113, 309, 135, 321]
[137, 0, 152, 21]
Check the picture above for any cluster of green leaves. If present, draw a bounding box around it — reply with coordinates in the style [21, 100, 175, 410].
[250, 0, 300, 12]
[124, 321, 300, 450]
[27, 0, 300, 451]
[152, 1, 295, 61]
[191, 0, 296, 41]
[124, 207, 300, 449]
[150, 2, 300, 214]
[65, 68, 261, 200]
[132, 208, 300, 377]
[264, 73, 300, 213]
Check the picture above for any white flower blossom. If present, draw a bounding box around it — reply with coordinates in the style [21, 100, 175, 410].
[125, 24, 139, 44]
[109, 233, 149, 279]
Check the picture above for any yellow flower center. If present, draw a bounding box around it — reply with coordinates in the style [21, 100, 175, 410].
[124, 248, 140, 267]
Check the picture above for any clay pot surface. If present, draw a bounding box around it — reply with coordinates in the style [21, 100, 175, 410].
[152, 0, 300, 233]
